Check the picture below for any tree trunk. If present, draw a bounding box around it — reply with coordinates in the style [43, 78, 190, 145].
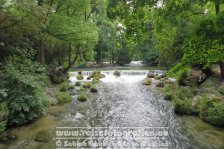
[220, 61, 224, 80]
[112, 49, 115, 64]
[64, 47, 79, 74]
[214, 0, 224, 80]
[37, 0, 45, 64]
[215, 0, 220, 15]
[100, 47, 103, 64]
[68, 43, 72, 66]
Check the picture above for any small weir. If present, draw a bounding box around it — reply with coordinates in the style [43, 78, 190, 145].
[69, 70, 166, 76]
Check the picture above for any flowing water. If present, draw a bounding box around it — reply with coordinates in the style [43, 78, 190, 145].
[1, 70, 224, 149]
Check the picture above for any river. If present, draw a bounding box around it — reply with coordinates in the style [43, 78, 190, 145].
[0, 70, 224, 149]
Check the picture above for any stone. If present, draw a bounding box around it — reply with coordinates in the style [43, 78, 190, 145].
[0, 135, 17, 144]
[147, 73, 155, 78]
[156, 82, 165, 88]
[113, 71, 121, 77]
[35, 130, 50, 143]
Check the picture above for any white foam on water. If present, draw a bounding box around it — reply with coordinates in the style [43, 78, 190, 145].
[100, 73, 145, 84]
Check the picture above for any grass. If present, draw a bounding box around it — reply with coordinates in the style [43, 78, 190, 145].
[90, 85, 98, 92]
[55, 92, 72, 104]
[77, 92, 87, 102]
[76, 75, 84, 80]
[59, 82, 74, 91]
[92, 77, 100, 84]
[83, 82, 91, 88]
[75, 81, 81, 86]
[143, 78, 152, 86]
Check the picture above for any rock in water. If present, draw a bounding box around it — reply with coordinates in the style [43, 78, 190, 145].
[0, 135, 17, 144]
[35, 130, 50, 142]
[113, 71, 121, 77]
[147, 73, 155, 78]
[156, 82, 165, 88]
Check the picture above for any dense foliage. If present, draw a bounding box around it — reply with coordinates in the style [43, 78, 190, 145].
[0, 59, 49, 128]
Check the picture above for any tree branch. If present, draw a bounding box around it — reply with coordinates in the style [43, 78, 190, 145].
[0, 14, 28, 30]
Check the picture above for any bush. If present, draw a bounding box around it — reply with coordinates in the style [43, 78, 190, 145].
[76, 75, 84, 80]
[143, 78, 152, 86]
[90, 85, 98, 92]
[0, 121, 6, 132]
[75, 81, 81, 86]
[163, 84, 198, 115]
[180, 86, 197, 98]
[0, 60, 49, 126]
[199, 97, 224, 126]
[163, 84, 196, 100]
[163, 84, 177, 100]
[78, 92, 87, 102]
[83, 82, 91, 88]
[173, 97, 196, 114]
[177, 68, 191, 86]
[207, 102, 224, 126]
[220, 86, 224, 95]
[0, 101, 9, 132]
[59, 82, 74, 91]
[55, 92, 72, 104]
